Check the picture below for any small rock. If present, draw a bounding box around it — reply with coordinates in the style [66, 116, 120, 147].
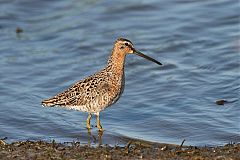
[0, 140, 6, 145]
[160, 146, 167, 151]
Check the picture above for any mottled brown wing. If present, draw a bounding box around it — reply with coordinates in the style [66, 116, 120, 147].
[41, 70, 115, 111]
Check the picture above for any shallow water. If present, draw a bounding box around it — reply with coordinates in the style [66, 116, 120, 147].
[0, 0, 239, 146]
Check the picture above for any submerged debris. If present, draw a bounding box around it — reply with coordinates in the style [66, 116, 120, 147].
[15, 27, 23, 33]
[216, 99, 227, 105]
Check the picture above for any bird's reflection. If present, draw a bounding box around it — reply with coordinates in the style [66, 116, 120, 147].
[87, 128, 103, 146]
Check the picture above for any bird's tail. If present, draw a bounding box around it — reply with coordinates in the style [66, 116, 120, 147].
[42, 97, 59, 107]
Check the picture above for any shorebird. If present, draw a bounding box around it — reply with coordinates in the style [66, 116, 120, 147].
[42, 38, 162, 131]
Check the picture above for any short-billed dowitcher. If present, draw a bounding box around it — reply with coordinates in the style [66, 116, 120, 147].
[42, 38, 162, 131]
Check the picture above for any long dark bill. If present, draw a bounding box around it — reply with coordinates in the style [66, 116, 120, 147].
[134, 50, 162, 65]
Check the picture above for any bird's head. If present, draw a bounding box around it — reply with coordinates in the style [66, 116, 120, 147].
[114, 38, 162, 65]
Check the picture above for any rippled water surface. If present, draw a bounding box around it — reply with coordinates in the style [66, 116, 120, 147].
[0, 0, 239, 146]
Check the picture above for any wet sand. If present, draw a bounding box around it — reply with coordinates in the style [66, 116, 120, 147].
[0, 139, 239, 160]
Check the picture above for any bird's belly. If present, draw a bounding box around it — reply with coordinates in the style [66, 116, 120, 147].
[64, 105, 90, 112]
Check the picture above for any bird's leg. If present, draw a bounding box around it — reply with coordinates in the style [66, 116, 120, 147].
[96, 112, 104, 132]
[86, 113, 92, 129]
[98, 129, 103, 146]
[87, 128, 92, 146]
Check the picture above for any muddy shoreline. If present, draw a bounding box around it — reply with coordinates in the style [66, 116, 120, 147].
[0, 139, 239, 160]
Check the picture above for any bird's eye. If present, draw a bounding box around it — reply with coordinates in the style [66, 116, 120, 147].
[125, 43, 129, 46]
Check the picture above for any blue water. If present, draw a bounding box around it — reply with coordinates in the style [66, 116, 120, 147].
[0, 0, 239, 146]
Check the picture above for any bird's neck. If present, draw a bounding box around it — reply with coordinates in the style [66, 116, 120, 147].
[106, 49, 126, 75]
